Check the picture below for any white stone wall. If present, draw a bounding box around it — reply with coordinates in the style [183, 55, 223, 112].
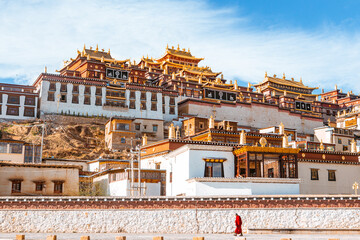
[0, 93, 38, 120]
[183, 102, 323, 135]
[187, 181, 299, 196]
[39, 80, 178, 121]
[299, 162, 360, 194]
[0, 208, 359, 233]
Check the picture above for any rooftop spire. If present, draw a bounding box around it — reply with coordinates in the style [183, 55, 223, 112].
[95, 44, 98, 52]
[177, 44, 180, 50]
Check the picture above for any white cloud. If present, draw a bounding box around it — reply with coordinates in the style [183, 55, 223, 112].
[1, 0, 360, 93]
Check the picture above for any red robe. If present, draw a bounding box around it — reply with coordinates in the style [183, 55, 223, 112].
[235, 215, 242, 234]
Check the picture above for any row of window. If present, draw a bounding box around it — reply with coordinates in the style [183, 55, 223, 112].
[49, 83, 102, 96]
[0, 143, 23, 154]
[4, 95, 36, 106]
[11, 180, 63, 194]
[1, 106, 35, 117]
[48, 93, 102, 106]
[116, 123, 158, 132]
[311, 169, 336, 181]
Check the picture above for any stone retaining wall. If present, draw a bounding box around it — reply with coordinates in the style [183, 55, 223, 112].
[1, 208, 359, 234]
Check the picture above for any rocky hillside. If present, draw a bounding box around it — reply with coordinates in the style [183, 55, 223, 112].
[0, 117, 126, 160]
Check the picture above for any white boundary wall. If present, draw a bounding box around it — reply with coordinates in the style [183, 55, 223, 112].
[0, 208, 359, 233]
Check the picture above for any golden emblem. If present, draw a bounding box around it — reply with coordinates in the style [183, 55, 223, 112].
[259, 137, 267, 147]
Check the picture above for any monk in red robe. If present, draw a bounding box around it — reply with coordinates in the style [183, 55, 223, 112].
[234, 213, 243, 236]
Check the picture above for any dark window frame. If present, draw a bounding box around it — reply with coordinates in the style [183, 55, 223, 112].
[53, 181, 63, 194]
[204, 162, 224, 177]
[311, 168, 319, 180]
[11, 180, 22, 193]
[328, 170, 336, 181]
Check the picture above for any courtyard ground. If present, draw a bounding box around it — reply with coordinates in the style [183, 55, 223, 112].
[0, 233, 359, 240]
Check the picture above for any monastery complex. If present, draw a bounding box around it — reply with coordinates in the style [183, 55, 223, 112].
[1, 44, 360, 197]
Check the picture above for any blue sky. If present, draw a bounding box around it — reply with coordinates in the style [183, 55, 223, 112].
[1, 0, 360, 93]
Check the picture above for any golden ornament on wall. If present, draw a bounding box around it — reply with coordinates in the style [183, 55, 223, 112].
[342, 156, 345, 160]
[302, 153, 305, 158]
[259, 137, 267, 147]
[322, 154, 326, 160]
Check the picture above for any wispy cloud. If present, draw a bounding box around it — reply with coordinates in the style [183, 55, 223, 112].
[1, 0, 360, 93]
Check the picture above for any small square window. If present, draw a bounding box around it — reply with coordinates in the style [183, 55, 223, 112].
[53, 181, 63, 193]
[311, 169, 319, 180]
[121, 137, 126, 143]
[153, 125, 158, 132]
[338, 138, 342, 144]
[135, 124, 141, 130]
[35, 182, 44, 191]
[11, 180, 22, 193]
[328, 170, 336, 181]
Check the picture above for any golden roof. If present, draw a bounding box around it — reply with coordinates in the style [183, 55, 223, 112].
[84, 49, 112, 60]
[141, 57, 161, 65]
[156, 45, 204, 61]
[254, 76, 317, 90]
[182, 66, 220, 77]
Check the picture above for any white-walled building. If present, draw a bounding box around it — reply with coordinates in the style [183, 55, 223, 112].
[0, 83, 38, 120]
[140, 138, 360, 196]
[33, 73, 178, 121]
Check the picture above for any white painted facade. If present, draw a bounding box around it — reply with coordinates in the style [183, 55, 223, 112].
[298, 162, 360, 194]
[38, 80, 178, 121]
[0, 91, 38, 120]
[142, 144, 300, 196]
[181, 101, 323, 134]
[186, 179, 300, 196]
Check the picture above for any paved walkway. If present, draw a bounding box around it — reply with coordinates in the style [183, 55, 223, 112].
[1, 233, 359, 240]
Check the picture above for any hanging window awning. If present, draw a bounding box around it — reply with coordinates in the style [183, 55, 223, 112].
[202, 158, 227, 163]
[233, 146, 300, 156]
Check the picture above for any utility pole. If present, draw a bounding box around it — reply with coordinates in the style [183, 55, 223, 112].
[137, 145, 141, 196]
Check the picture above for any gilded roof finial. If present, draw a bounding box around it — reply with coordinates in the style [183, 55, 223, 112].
[83, 44, 86, 51]
[335, 84, 338, 90]
[320, 140, 324, 151]
[95, 44, 98, 52]
[172, 45, 174, 49]
[108, 49, 111, 54]
[44, 66, 47, 73]
[166, 43, 169, 49]
[177, 44, 180, 50]
[283, 72, 285, 80]
[90, 46, 92, 50]
[77, 49, 81, 55]
[265, 71, 267, 77]
[147, 54, 148, 59]
[188, 48, 190, 53]
[299, 77, 302, 83]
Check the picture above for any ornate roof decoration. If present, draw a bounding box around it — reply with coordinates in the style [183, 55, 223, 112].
[254, 74, 318, 90]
